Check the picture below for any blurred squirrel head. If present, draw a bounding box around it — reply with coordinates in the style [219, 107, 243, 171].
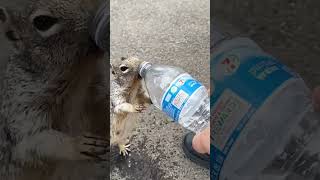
[111, 57, 143, 86]
[0, 0, 104, 74]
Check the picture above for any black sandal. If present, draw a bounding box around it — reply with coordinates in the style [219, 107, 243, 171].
[182, 132, 210, 169]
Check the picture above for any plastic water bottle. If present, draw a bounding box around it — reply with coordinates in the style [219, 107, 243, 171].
[138, 62, 210, 133]
[211, 22, 320, 180]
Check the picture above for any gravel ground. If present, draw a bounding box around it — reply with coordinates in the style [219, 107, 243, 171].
[110, 0, 210, 179]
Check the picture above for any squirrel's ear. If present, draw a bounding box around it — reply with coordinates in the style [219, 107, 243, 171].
[0, 7, 9, 25]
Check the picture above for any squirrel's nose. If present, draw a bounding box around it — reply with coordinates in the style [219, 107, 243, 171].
[89, 1, 109, 52]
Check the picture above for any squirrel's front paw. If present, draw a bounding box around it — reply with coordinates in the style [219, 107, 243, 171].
[114, 103, 135, 113]
[76, 134, 109, 161]
[119, 143, 131, 156]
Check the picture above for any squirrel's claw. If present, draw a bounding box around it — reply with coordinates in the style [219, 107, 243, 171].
[119, 143, 131, 156]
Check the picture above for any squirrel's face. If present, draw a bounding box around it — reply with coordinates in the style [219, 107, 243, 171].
[111, 57, 142, 85]
[0, 0, 103, 73]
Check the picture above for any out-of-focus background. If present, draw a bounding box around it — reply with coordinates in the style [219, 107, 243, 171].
[212, 0, 320, 89]
[0, 0, 210, 179]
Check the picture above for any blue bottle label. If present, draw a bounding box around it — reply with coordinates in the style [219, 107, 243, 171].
[161, 73, 204, 122]
[210, 44, 299, 179]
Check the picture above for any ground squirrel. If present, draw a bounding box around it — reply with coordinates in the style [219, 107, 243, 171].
[0, 0, 109, 179]
[111, 57, 151, 156]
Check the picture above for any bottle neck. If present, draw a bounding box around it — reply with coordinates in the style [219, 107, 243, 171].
[139, 61, 152, 78]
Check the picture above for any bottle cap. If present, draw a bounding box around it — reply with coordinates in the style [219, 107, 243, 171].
[139, 61, 152, 78]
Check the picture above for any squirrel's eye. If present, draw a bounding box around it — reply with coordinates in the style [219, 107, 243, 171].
[120, 65, 129, 73]
[33, 15, 58, 32]
[112, 70, 115, 75]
